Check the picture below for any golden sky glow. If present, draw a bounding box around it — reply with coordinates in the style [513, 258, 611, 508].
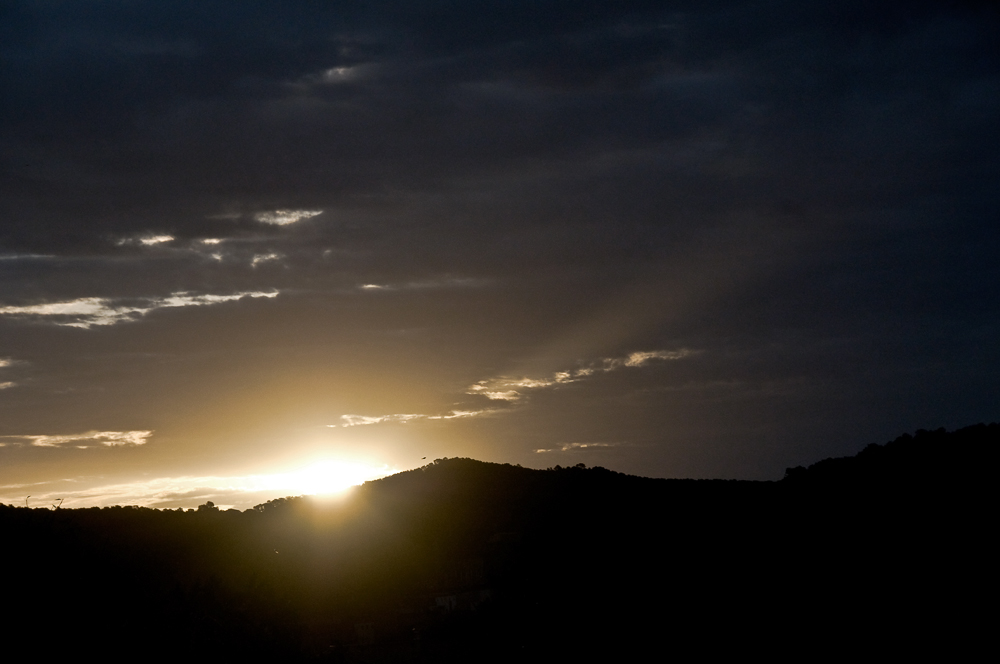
[0, 458, 395, 510]
[260, 459, 393, 497]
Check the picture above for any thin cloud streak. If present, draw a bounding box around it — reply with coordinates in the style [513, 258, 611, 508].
[0, 254, 56, 261]
[115, 235, 174, 246]
[0, 291, 279, 328]
[333, 351, 693, 429]
[426, 410, 485, 420]
[0, 430, 153, 448]
[535, 442, 621, 454]
[338, 413, 425, 427]
[251, 253, 282, 267]
[254, 210, 324, 225]
[469, 349, 695, 402]
[356, 278, 489, 292]
[139, 235, 174, 245]
[332, 409, 494, 427]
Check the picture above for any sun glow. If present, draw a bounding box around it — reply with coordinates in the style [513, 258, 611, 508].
[0, 460, 397, 510]
[262, 459, 393, 496]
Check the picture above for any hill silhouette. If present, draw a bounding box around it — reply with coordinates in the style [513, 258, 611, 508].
[1, 423, 992, 661]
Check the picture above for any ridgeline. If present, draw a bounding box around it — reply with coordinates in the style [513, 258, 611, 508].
[2, 424, 992, 661]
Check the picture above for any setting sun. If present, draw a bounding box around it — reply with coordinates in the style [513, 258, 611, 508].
[261, 459, 394, 496]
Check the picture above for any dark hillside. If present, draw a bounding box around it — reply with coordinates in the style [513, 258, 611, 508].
[1, 424, 993, 661]
[782, 422, 996, 489]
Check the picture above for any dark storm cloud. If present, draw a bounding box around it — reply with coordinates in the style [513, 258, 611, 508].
[6, 2, 994, 257]
[3, 1, 740, 254]
[0, 0, 997, 490]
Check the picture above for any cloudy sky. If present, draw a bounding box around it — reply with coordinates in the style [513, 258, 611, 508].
[1, 1, 997, 509]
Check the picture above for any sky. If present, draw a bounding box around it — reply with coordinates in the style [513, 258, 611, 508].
[1, 0, 997, 509]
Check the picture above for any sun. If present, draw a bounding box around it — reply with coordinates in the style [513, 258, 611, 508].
[263, 459, 392, 496]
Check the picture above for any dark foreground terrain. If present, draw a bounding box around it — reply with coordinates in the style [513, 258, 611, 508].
[2, 424, 993, 661]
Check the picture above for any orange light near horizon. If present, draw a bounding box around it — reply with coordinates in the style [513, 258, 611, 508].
[259, 459, 394, 496]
